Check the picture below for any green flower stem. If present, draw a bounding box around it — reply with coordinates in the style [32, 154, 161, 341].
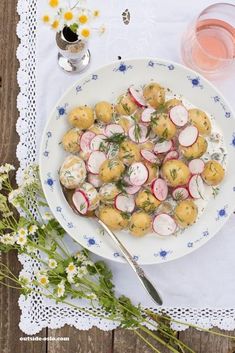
[134, 330, 162, 353]
[43, 229, 69, 258]
[0, 280, 22, 291]
[27, 240, 64, 261]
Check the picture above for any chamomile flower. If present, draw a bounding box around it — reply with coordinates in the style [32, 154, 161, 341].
[42, 14, 51, 24]
[37, 273, 49, 286]
[75, 251, 87, 262]
[76, 266, 88, 278]
[62, 8, 76, 25]
[0, 233, 16, 246]
[78, 13, 89, 25]
[26, 245, 38, 255]
[43, 212, 53, 221]
[8, 188, 23, 207]
[0, 164, 15, 174]
[18, 228, 28, 237]
[49, 0, 59, 7]
[78, 27, 91, 40]
[87, 292, 97, 300]
[66, 262, 77, 275]
[93, 10, 100, 18]
[57, 280, 65, 298]
[16, 233, 27, 247]
[48, 259, 58, 269]
[51, 19, 63, 31]
[28, 224, 38, 235]
[99, 25, 106, 35]
[19, 273, 31, 286]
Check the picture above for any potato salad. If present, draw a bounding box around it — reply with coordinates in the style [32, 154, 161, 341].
[59, 82, 225, 237]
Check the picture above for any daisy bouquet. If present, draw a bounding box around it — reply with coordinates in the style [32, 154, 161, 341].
[0, 163, 234, 353]
[42, 0, 105, 40]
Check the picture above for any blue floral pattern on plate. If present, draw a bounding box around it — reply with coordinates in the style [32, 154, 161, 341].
[148, 60, 175, 70]
[212, 96, 231, 119]
[187, 76, 203, 89]
[113, 62, 133, 74]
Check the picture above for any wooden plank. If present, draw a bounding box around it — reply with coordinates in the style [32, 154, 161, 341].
[47, 326, 113, 353]
[113, 328, 170, 353]
[179, 327, 235, 353]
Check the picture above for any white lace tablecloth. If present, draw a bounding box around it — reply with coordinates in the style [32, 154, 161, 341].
[16, 0, 235, 334]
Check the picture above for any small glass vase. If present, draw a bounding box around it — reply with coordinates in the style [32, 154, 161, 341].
[56, 26, 91, 74]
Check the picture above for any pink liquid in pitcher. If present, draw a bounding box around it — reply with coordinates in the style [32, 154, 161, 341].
[192, 19, 235, 71]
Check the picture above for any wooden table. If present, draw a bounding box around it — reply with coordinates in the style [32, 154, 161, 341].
[0, 1, 235, 352]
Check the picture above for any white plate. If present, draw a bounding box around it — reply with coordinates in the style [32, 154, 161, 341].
[39, 58, 235, 265]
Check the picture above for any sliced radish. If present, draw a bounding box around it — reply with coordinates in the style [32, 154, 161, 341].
[189, 159, 205, 174]
[163, 150, 179, 163]
[141, 108, 156, 123]
[128, 124, 149, 143]
[129, 162, 149, 186]
[88, 173, 103, 188]
[87, 151, 106, 174]
[154, 140, 173, 154]
[115, 194, 135, 213]
[169, 105, 188, 127]
[151, 178, 168, 201]
[140, 150, 158, 164]
[178, 126, 198, 147]
[172, 187, 189, 201]
[105, 124, 124, 137]
[90, 134, 107, 151]
[129, 86, 147, 108]
[188, 175, 205, 199]
[153, 213, 177, 236]
[72, 190, 89, 215]
[125, 184, 141, 195]
[80, 131, 96, 153]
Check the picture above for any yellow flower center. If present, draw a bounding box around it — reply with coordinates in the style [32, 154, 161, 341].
[93, 10, 100, 17]
[51, 20, 60, 30]
[42, 15, 50, 23]
[81, 28, 90, 38]
[40, 277, 47, 285]
[18, 237, 24, 243]
[79, 15, 88, 24]
[68, 264, 75, 271]
[49, 0, 59, 7]
[64, 11, 73, 21]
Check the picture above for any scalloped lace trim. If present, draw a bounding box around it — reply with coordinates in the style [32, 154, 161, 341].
[15, 0, 235, 335]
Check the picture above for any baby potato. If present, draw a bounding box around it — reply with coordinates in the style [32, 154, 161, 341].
[201, 160, 225, 186]
[151, 113, 177, 140]
[180, 136, 208, 159]
[165, 98, 182, 110]
[174, 200, 198, 228]
[189, 109, 211, 136]
[99, 183, 120, 204]
[62, 128, 81, 153]
[89, 123, 105, 135]
[99, 159, 125, 183]
[68, 106, 94, 129]
[59, 155, 86, 189]
[79, 182, 100, 211]
[118, 141, 141, 165]
[162, 160, 190, 187]
[135, 189, 160, 213]
[99, 206, 129, 230]
[95, 101, 113, 124]
[145, 162, 159, 184]
[129, 211, 152, 236]
[140, 141, 154, 151]
[115, 94, 137, 115]
[118, 116, 134, 133]
[143, 83, 165, 109]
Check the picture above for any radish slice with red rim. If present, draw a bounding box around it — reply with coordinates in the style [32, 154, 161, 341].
[178, 126, 198, 147]
[189, 159, 205, 174]
[87, 151, 106, 174]
[141, 108, 155, 123]
[88, 173, 103, 188]
[90, 134, 107, 151]
[140, 150, 158, 164]
[151, 178, 168, 201]
[153, 213, 177, 236]
[80, 131, 96, 153]
[125, 184, 141, 195]
[172, 187, 189, 201]
[169, 105, 188, 127]
[72, 190, 89, 215]
[128, 124, 149, 143]
[115, 194, 135, 213]
[154, 140, 173, 154]
[105, 124, 124, 137]
[188, 174, 205, 199]
[128, 86, 147, 108]
[163, 150, 179, 163]
[129, 162, 149, 186]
